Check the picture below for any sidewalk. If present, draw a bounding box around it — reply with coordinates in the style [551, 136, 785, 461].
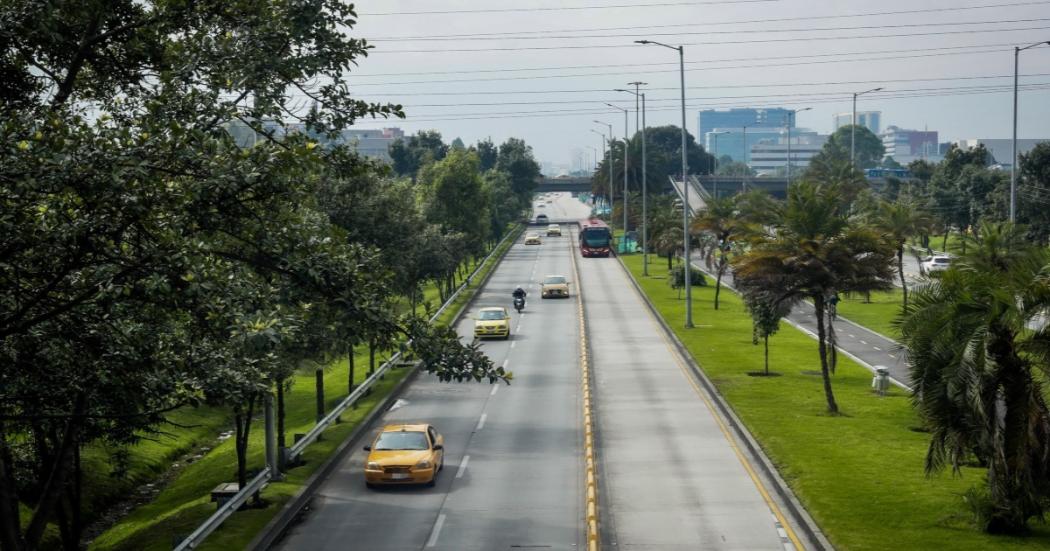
[706, 266, 913, 389]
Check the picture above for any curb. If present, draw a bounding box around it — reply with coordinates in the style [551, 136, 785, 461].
[615, 255, 834, 551]
[248, 228, 521, 550]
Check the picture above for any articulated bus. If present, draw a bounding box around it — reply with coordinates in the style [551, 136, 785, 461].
[579, 218, 612, 257]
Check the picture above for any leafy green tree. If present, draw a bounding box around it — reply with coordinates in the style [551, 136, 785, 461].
[1017, 142, 1050, 245]
[734, 181, 895, 413]
[421, 149, 490, 255]
[390, 130, 449, 177]
[814, 125, 885, 169]
[693, 196, 743, 310]
[716, 160, 754, 176]
[908, 159, 936, 183]
[897, 222, 1050, 534]
[594, 126, 714, 200]
[882, 156, 903, 169]
[743, 292, 789, 375]
[866, 197, 933, 308]
[496, 137, 542, 203]
[475, 138, 499, 171]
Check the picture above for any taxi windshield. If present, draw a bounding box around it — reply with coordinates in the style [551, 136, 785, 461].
[544, 276, 566, 285]
[479, 310, 506, 320]
[374, 431, 429, 451]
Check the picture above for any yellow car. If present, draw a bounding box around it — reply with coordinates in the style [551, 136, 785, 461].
[546, 224, 562, 237]
[524, 232, 542, 245]
[474, 306, 511, 339]
[364, 424, 444, 488]
[541, 275, 570, 298]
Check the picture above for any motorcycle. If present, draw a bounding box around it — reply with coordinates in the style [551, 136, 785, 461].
[513, 296, 525, 313]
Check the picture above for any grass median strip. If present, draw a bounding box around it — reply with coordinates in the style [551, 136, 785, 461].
[90, 227, 521, 551]
[618, 254, 1050, 551]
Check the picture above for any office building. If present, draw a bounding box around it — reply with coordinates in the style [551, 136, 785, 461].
[749, 131, 827, 175]
[881, 126, 940, 164]
[704, 127, 783, 164]
[698, 108, 793, 142]
[953, 138, 1048, 166]
[833, 111, 881, 135]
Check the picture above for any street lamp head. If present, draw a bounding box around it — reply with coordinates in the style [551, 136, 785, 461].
[873, 87, 884, 92]
[799, 107, 812, 112]
[635, 40, 650, 44]
[614, 88, 627, 92]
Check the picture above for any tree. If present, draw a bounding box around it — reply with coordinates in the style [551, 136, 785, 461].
[866, 197, 933, 309]
[716, 160, 754, 176]
[734, 180, 895, 413]
[475, 138, 499, 171]
[815, 125, 885, 169]
[908, 159, 936, 183]
[390, 130, 449, 177]
[743, 292, 789, 376]
[897, 222, 1050, 534]
[928, 145, 1005, 249]
[1016, 142, 1050, 245]
[882, 156, 902, 169]
[693, 196, 744, 310]
[593, 126, 714, 200]
[420, 149, 490, 258]
[496, 137, 542, 204]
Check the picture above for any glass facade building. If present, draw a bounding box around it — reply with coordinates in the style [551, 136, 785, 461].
[697, 108, 794, 164]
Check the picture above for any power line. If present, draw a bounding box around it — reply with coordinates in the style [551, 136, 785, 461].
[354, 73, 1050, 98]
[369, 1, 1050, 40]
[370, 17, 1050, 43]
[350, 42, 1018, 78]
[368, 24, 1050, 53]
[360, 0, 779, 17]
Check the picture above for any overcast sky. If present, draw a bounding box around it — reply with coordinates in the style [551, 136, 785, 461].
[347, 0, 1050, 169]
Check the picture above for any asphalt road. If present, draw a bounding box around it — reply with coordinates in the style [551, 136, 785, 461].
[578, 245, 803, 548]
[276, 194, 587, 550]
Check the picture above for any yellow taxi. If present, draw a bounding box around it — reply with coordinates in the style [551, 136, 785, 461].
[524, 232, 542, 245]
[541, 275, 570, 298]
[474, 306, 511, 339]
[364, 424, 444, 488]
[546, 224, 562, 237]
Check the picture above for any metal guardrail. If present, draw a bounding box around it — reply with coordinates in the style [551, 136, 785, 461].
[173, 226, 521, 550]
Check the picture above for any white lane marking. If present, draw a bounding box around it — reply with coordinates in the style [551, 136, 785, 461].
[475, 413, 487, 431]
[426, 514, 446, 547]
[848, 334, 856, 338]
[388, 398, 408, 412]
[873, 346, 882, 351]
[502, 358, 509, 369]
[456, 456, 470, 478]
[860, 340, 868, 345]
[511, 341, 517, 349]
[490, 384, 499, 396]
[889, 354, 897, 359]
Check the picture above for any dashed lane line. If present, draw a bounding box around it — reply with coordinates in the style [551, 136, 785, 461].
[425, 514, 446, 548]
[475, 413, 487, 431]
[456, 456, 470, 479]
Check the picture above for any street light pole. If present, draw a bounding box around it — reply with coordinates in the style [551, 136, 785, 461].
[594, 121, 614, 219]
[1011, 41, 1050, 222]
[637, 39, 692, 327]
[785, 107, 811, 183]
[851, 87, 883, 166]
[617, 84, 649, 274]
[742, 124, 750, 191]
[607, 103, 630, 235]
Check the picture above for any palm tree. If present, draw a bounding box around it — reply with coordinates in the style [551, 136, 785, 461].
[692, 191, 773, 310]
[650, 222, 683, 272]
[734, 180, 895, 413]
[867, 197, 933, 309]
[898, 222, 1050, 534]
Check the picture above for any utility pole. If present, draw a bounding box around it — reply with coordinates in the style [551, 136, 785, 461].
[607, 103, 630, 235]
[1011, 41, 1050, 222]
[851, 87, 883, 166]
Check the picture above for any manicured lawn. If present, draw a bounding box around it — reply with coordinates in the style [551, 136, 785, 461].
[620, 255, 1050, 551]
[90, 227, 521, 550]
[834, 289, 904, 339]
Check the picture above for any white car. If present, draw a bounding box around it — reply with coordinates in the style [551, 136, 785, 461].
[921, 255, 951, 275]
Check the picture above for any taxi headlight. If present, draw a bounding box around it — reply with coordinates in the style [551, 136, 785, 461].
[414, 459, 433, 470]
[367, 462, 382, 471]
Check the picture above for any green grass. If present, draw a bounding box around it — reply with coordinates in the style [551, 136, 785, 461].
[834, 289, 904, 339]
[90, 226, 522, 551]
[621, 255, 1050, 551]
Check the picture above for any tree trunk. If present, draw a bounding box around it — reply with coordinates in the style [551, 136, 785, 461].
[234, 394, 257, 491]
[276, 381, 286, 468]
[0, 422, 24, 551]
[942, 229, 949, 251]
[897, 245, 908, 309]
[667, 252, 673, 271]
[315, 367, 325, 423]
[764, 336, 769, 376]
[24, 395, 84, 549]
[714, 252, 726, 310]
[369, 338, 377, 376]
[348, 346, 355, 394]
[813, 295, 839, 414]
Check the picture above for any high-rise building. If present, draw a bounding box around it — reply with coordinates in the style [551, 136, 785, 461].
[881, 126, 939, 164]
[698, 108, 793, 143]
[833, 111, 881, 135]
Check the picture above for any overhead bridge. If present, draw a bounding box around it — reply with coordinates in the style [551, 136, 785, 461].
[537, 176, 592, 193]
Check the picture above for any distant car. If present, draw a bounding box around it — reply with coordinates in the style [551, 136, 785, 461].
[541, 275, 570, 298]
[536, 203, 545, 208]
[474, 306, 511, 339]
[364, 424, 444, 488]
[525, 232, 542, 245]
[536, 214, 549, 224]
[546, 224, 562, 237]
[922, 255, 952, 275]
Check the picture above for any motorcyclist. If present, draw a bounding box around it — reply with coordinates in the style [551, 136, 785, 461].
[512, 286, 527, 300]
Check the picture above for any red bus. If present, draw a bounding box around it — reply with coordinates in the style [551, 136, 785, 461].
[579, 218, 612, 257]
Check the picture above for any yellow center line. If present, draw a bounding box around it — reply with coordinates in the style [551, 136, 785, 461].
[630, 267, 805, 551]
